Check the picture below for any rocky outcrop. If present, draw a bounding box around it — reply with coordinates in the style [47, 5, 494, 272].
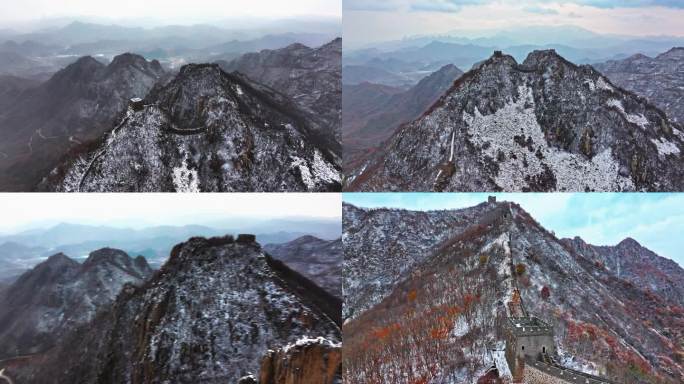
[259, 337, 342, 384]
[41, 64, 341, 192]
[348, 50, 684, 192]
[594, 47, 684, 124]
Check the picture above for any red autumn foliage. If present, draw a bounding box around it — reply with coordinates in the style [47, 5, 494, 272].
[541, 286, 550, 300]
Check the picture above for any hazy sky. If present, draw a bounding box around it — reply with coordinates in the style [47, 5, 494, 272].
[0, 193, 341, 233]
[0, 0, 341, 25]
[344, 193, 684, 267]
[344, 0, 684, 48]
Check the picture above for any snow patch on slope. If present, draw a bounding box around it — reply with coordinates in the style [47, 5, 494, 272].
[606, 98, 649, 129]
[172, 152, 199, 192]
[651, 137, 681, 156]
[464, 85, 634, 191]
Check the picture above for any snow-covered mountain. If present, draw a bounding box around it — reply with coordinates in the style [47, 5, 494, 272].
[347, 50, 684, 192]
[222, 38, 342, 147]
[40, 63, 341, 192]
[0, 248, 152, 359]
[343, 200, 683, 383]
[264, 235, 342, 298]
[594, 47, 684, 124]
[11, 235, 341, 383]
[0, 53, 165, 191]
[563, 236, 684, 307]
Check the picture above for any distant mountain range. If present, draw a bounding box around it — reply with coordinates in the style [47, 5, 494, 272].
[0, 219, 341, 281]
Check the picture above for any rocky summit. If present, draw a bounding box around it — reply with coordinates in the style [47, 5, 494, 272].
[12, 235, 341, 384]
[348, 50, 684, 192]
[343, 201, 684, 384]
[41, 63, 341, 192]
[0, 248, 152, 359]
[595, 47, 684, 124]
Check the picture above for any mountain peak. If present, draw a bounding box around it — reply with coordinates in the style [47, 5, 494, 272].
[657, 46, 684, 60]
[617, 237, 641, 248]
[178, 62, 223, 77]
[82, 247, 132, 268]
[47, 56, 105, 87]
[44, 252, 78, 266]
[108, 52, 149, 69]
[521, 48, 572, 68]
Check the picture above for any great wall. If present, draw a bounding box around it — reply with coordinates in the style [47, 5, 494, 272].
[485, 196, 615, 384]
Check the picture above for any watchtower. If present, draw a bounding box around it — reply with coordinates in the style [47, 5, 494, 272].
[504, 316, 555, 380]
[129, 97, 144, 111]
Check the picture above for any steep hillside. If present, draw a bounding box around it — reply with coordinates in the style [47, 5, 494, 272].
[11, 235, 341, 383]
[0, 248, 152, 358]
[563, 236, 684, 307]
[264, 235, 342, 298]
[343, 201, 683, 384]
[0, 53, 165, 191]
[594, 47, 684, 124]
[343, 64, 463, 170]
[348, 50, 684, 192]
[40, 63, 341, 192]
[222, 38, 342, 147]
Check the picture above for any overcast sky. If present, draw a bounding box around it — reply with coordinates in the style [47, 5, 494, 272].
[0, 193, 341, 233]
[344, 0, 684, 48]
[0, 0, 341, 26]
[344, 192, 684, 267]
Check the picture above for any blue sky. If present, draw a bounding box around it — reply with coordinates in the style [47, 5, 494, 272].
[344, 0, 684, 48]
[343, 193, 684, 267]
